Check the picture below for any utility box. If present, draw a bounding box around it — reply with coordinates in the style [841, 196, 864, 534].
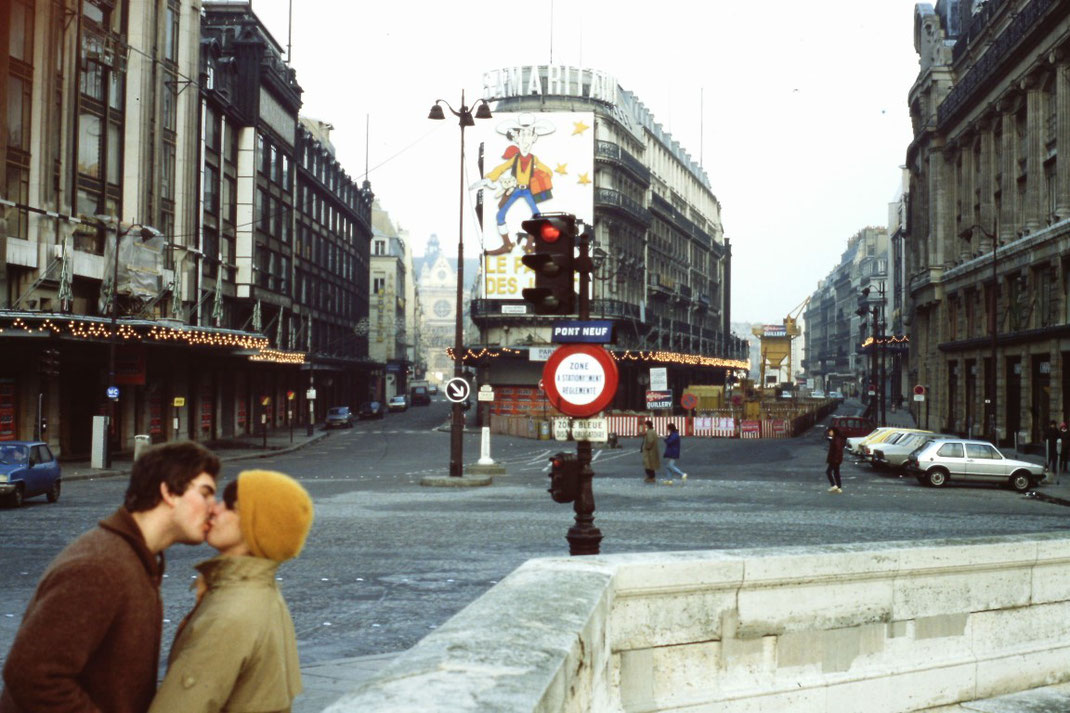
[134, 434, 151, 461]
[90, 416, 108, 469]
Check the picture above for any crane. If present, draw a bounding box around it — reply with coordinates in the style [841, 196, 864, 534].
[751, 296, 810, 391]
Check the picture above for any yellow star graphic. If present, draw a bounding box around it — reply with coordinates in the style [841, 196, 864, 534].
[555, 163, 568, 175]
[577, 172, 591, 185]
[572, 121, 590, 135]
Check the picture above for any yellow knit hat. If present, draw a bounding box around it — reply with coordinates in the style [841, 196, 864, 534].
[236, 469, 314, 562]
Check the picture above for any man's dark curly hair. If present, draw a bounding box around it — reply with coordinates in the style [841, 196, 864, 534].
[124, 441, 220, 512]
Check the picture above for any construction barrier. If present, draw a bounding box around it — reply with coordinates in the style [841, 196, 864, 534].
[491, 409, 836, 441]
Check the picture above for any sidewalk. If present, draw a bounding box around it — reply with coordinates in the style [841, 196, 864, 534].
[60, 427, 332, 482]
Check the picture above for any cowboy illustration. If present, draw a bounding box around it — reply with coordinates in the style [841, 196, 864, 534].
[472, 113, 555, 255]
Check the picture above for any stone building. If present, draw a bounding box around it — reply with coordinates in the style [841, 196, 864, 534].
[804, 227, 890, 399]
[0, 0, 374, 455]
[466, 66, 748, 415]
[906, 0, 1070, 442]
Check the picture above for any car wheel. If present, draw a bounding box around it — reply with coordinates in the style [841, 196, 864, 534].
[926, 468, 948, 488]
[1009, 471, 1032, 493]
[6, 486, 23, 508]
[46, 480, 61, 503]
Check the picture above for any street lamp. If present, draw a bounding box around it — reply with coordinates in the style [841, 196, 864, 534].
[428, 91, 493, 477]
[960, 224, 999, 445]
[101, 219, 156, 467]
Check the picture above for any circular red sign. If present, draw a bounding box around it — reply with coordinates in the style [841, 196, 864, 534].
[542, 344, 619, 418]
[681, 392, 698, 410]
[913, 384, 926, 395]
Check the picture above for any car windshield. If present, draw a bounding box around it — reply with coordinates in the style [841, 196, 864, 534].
[328, 407, 348, 415]
[0, 445, 29, 465]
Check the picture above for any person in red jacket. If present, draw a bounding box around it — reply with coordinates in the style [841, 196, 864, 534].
[0, 441, 220, 713]
[825, 426, 847, 493]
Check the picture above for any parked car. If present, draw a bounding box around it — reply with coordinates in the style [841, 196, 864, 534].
[829, 390, 845, 400]
[411, 386, 431, 406]
[857, 428, 931, 460]
[904, 438, 1047, 491]
[871, 432, 950, 470]
[325, 406, 354, 429]
[428, 384, 439, 396]
[846, 426, 897, 455]
[0, 441, 61, 508]
[358, 401, 386, 420]
[811, 390, 826, 399]
[829, 415, 876, 439]
[388, 395, 409, 412]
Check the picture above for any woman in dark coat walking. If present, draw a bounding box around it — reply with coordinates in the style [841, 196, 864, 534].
[825, 426, 846, 493]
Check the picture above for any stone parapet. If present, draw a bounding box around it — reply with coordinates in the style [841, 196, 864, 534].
[324, 533, 1070, 712]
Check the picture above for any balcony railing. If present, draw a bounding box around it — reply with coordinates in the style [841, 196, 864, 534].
[594, 140, 651, 185]
[648, 192, 714, 249]
[939, 0, 1054, 127]
[595, 188, 652, 227]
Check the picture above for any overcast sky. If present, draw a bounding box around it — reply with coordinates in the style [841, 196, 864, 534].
[248, 0, 921, 323]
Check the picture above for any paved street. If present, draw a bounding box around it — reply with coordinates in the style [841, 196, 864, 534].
[2, 401, 1068, 676]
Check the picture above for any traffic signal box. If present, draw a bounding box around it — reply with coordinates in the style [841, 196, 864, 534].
[547, 451, 581, 503]
[521, 213, 577, 315]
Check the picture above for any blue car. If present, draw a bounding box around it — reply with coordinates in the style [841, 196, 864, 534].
[0, 441, 61, 508]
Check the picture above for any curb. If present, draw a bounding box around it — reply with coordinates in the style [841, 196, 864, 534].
[60, 431, 331, 483]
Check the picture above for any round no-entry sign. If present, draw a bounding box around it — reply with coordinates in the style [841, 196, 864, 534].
[542, 344, 619, 418]
[681, 392, 698, 410]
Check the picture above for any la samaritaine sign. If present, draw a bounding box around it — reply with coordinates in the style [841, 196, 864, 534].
[482, 66, 620, 105]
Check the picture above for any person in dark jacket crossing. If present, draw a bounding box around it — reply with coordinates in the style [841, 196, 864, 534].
[825, 426, 846, 493]
[662, 423, 687, 482]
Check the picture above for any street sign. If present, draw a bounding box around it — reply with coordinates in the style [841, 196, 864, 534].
[529, 346, 557, 362]
[172, 396, 185, 407]
[445, 377, 470, 403]
[914, 393, 926, 402]
[646, 390, 673, 409]
[552, 417, 609, 442]
[681, 392, 698, 410]
[550, 320, 615, 344]
[571, 418, 608, 442]
[649, 367, 668, 391]
[306, 388, 317, 400]
[106, 386, 120, 400]
[477, 385, 494, 402]
[913, 384, 926, 402]
[541, 344, 619, 418]
[501, 304, 528, 315]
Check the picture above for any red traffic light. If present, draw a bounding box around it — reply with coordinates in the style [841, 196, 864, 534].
[539, 224, 561, 243]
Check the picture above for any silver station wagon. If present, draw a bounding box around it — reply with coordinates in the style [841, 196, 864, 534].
[904, 438, 1047, 492]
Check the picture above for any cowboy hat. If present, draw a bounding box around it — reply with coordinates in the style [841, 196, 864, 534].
[496, 113, 555, 137]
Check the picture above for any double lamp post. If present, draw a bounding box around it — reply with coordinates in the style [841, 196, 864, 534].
[428, 91, 493, 477]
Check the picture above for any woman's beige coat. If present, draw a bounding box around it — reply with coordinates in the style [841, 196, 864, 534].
[149, 556, 302, 713]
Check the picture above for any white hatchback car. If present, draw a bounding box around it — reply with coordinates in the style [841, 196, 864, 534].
[905, 438, 1047, 491]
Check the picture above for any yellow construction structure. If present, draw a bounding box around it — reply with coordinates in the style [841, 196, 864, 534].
[751, 297, 809, 391]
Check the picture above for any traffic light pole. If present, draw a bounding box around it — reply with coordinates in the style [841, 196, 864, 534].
[567, 229, 603, 556]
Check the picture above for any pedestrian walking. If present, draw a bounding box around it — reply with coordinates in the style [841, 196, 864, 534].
[825, 426, 846, 493]
[641, 420, 660, 483]
[149, 469, 314, 713]
[0, 441, 220, 713]
[662, 423, 687, 482]
[1044, 420, 1059, 472]
[1059, 423, 1070, 474]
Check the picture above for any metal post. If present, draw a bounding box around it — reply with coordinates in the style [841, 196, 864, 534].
[105, 224, 122, 468]
[448, 93, 468, 479]
[991, 236, 998, 445]
[568, 228, 603, 556]
[307, 370, 314, 436]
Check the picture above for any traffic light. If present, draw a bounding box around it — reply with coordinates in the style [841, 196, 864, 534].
[521, 213, 577, 315]
[547, 451, 580, 503]
[39, 348, 60, 377]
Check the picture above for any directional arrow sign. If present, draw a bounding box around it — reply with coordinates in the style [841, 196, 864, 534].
[445, 377, 470, 403]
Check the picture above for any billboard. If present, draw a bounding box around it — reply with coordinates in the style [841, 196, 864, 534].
[471, 111, 595, 299]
